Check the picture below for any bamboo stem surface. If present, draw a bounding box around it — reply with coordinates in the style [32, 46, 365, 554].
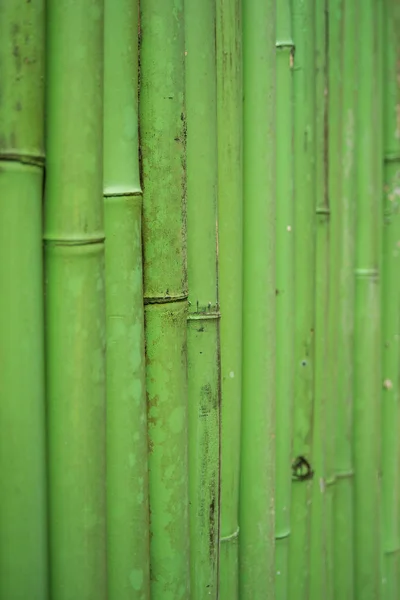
[275, 1, 295, 597]
[139, 1, 190, 598]
[216, 1, 243, 598]
[104, 1, 151, 598]
[44, 2, 107, 598]
[353, 2, 382, 598]
[0, 3, 48, 597]
[288, 1, 316, 597]
[381, 1, 400, 598]
[185, 0, 221, 597]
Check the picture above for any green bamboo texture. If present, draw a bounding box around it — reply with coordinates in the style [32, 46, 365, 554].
[103, 1, 150, 599]
[381, 1, 400, 598]
[288, 1, 316, 598]
[241, 1, 276, 598]
[326, 0, 343, 597]
[333, 0, 356, 597]
[185, 0, 220, 598]
[353, 0, 382, 598]
[139, 1, 190, 599]
[216, 1, 243, 598]
[275, 1, 294, 598]
[44, 1, 107, 599]
[0, 2, 47, 597]
[309, 1, 330, 598]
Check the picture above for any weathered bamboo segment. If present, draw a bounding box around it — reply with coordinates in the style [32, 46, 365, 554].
[288, 1, 316, 598]
[216, 1, 243, 598]
[381, 1, 400, 598]
[139, 1, 190, 599]
[353, 1, 382, 598]
[241, 0, 276, 598]
[275, 1, 295, 598]
[0, 7, 47, 597]
[185, 0, 221, 598]
[333, 1, 356, 598]
[309, 1, 330, 598]
[44, 1, 107, 598]
[103, 1, 151, 599]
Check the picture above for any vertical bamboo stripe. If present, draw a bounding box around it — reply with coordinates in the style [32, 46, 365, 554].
[104, 1, 151, 598]
[275, 1, 295, 598]
[44, 1, 107, 598]
[381, 1, 400, 598]
[216, 1, 243, 598]
[288, 1, 316, 597]
[139, 2, 190, 598]
[185, 0, 221, 597]
[0, 2, 48, 597]
[353, 1, 382, 597]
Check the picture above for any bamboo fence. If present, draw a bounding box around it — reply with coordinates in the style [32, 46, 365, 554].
[0, 1, 399, 599]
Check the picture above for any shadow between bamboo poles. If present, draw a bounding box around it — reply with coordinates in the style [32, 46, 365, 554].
[44, 1, 107, 598]
[381, 2, 400, 598]
[0, 2, 48, 597]
[185, 0, 221, 597]
[275, 2, 295, 599]
[240, 0, 276, 597]
[103, 1, 151, 598]
[333, 0, 356, 597]
[287, 1, 316, 598]
[353, 1, 382, 598]
[139, 1, 190, 599]
[309, 2, 330, 598]
[215, 1, 243, 598]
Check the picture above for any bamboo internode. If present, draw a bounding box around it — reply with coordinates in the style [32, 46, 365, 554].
[0, 2, 399, 599]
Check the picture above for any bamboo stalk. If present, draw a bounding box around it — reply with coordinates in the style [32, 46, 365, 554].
[333, 0, 356, 597]
[44, 1, 106, 598]
[381, 1, 400, 598]
[139, 2, 190, 598]
[275, 1, 295, 598]
[240, 0, 276, 598]
[216, 1, 243, 598]
[0, 3, 47, 597]
[103, 1, 150, 598]
[288, 1, 316, 598]
[185, 0, 220, 598]
[309, 1, 329, 598]
[353, 1, 382, 597]
[325, 0, 343, 597]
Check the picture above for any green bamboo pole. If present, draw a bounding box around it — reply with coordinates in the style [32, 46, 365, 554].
[44, 1, 106, 598]
[216, 1, 243, 598]
[288, 1, 316, 598]
[0, 4, 47, 597]
[309, 1, 329, 598]
[139, 2, 190, 599]
[333, 0, 356, 597]
[275, 1, 294, 598]
[353, 0, 382, 597]
[241, 0, 276, 598]
[381, 1, 400, 598]
[185, 0, 220, 598]
[103, 1, 150, 598]
[325, 0, 343, 597]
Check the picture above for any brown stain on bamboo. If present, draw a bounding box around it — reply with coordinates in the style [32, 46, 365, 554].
[198, 377, 219, 568]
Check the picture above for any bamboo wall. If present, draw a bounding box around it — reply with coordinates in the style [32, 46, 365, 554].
[0, 1, 399, 599]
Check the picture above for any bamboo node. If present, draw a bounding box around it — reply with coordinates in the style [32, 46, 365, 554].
[220, 528, 239, 543]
